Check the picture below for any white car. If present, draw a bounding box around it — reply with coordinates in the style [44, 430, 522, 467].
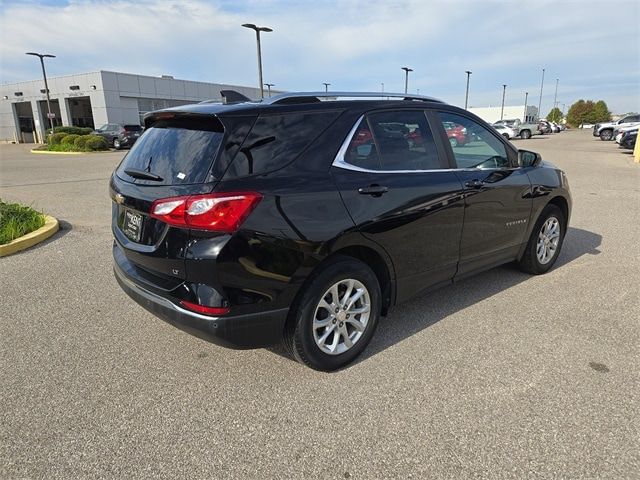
[492, 124, 517, 140]
[615, 125, 639, 143]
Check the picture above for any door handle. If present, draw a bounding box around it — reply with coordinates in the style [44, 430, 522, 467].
[358, 185, 389, 196]
[464, 179, 484, 189]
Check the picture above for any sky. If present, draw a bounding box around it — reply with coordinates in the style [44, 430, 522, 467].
[1, 0, 638, 115]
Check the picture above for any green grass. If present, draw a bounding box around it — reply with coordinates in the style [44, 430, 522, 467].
[45, 143, 91, 152]
[0, 200, 46, 245]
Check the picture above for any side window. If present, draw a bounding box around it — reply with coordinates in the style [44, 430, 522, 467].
[226, 111, 339, 177]
[438, 112, 511, 169]
[343, 110, 446, 171]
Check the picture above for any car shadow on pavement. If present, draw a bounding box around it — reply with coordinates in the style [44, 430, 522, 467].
[267, 227, 602, 369]
[9, 219, 74, 256]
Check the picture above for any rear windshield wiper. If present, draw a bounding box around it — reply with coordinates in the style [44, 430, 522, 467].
[124, 168, 164, 182]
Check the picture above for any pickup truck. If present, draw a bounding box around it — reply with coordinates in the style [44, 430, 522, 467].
[493, 118, 540, 139]
[593, 114, 640, 141]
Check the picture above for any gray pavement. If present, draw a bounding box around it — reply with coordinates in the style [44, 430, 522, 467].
[1, 131, 638, 479]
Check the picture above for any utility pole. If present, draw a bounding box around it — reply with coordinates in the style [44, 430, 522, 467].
[523, 92, 529, 121]
[553, 78, 559, 109]
[464, 70, 472, 109]
[26, 52, 56, 135]
[323, 82, 330, 92]
[381, 82, 384, 93]
[242, 23, 273, 99]
[500, 84, 507, 120]
[538, 68, 545, 119]
[264, 83, 274, 97]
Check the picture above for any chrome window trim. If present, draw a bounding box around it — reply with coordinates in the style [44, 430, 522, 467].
[332, 115, 517, 174]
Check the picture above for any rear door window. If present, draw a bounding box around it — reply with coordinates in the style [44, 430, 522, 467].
[116, 115, 224, 185]
[343, 110, 446, 171]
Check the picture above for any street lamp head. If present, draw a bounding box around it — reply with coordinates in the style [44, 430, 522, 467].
[465, 70, 472, 75]
[401, 66, 413, 72]
[242, 23, 272, 33]
[26, 52, 56, 58]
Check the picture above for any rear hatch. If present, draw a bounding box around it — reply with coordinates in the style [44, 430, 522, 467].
[110, 113, 226, 285]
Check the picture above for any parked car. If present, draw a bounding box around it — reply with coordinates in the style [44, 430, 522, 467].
[492, 124, 517, 140]
[92, 123, 144, 149]
[618, 128, 638, 150]
[443, 121, 469, 146]
[538, 120, 552, 134]
[593, 114, 640, 141]
[110, 91, 572, 371]
[493, 118, 540, 139]
[550, 122, 560, 133]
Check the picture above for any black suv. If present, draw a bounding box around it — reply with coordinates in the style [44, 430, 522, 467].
[110, 92, 571, 371]
[93, 123, 143, 149]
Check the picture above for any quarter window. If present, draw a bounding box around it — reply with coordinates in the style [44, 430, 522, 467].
[438, 112, 511, 169]
[343, 110, 446, 171]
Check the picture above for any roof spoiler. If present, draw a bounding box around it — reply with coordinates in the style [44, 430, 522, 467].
[220, 90, 252, 104]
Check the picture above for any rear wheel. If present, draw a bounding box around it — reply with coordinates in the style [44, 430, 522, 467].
[284, 256, 381, 371]
[520, 129, 532, 139]
[113, 138, 122, 150]
[518, 204, 565, 274]
[599, 129, 613, 141]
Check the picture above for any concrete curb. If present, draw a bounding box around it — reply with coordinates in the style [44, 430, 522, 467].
[30, 149, 85, 155]
[0, 215, 59, 257]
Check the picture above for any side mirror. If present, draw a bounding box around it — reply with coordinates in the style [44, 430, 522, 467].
[518, 149, 542, 167]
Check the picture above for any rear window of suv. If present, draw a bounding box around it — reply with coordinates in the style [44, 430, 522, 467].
[116, 116, 224, 185]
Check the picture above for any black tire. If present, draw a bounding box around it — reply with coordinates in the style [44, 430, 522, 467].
[518, 204, 565, 275]
[113, 138, 121, 150]
[449, 137, 458, 147]
[599, 129, 613, 141]
[502, 133, 510, 140]
[521, 129, 532, 139]
[283, 256, 381, 371]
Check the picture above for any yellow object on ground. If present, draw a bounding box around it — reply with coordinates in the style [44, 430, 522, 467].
[634, 132, 640, 163]
[0, 215, 59, 257]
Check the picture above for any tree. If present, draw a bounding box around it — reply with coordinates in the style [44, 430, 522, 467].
[592, 101, 611, 123]
[547, 107, 563, 123]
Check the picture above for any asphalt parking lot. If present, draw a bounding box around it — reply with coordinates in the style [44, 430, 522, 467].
[1, 130, 638, 479]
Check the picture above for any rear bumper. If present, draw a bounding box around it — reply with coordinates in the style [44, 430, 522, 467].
[113, 259, 289, 349]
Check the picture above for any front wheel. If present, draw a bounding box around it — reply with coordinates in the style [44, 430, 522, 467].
[113, 138, 122, 150]
[518, 204, 565, 274]
[284, 256, 381, 371]
[502, 133, 510, 140]
[520, 129, 532, 139]
[599, 129, 613, 141]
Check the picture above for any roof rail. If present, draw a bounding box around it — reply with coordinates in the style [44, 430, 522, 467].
[264, 91, 444, 105]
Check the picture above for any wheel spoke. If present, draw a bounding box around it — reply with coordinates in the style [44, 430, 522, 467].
[347, 305, 370, 315]
[330, 284, 340, 306]
[346, 288, 365, 310]
[313, 316, 333, 329]
[318, 298, 333, 313]
[329, 329, 341, 352]
[346, 317, 365, 332]
[341, 280, 354, 307]
[342, 331, 353, 348]
[317, 325, 335, 346]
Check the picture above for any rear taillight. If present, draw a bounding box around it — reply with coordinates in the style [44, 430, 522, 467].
[150, 192, 262, 232]
[180, 300, 229, 316]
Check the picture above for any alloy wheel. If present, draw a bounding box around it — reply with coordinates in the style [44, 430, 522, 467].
[312, 279, 371, 355]
[536, 216, 560, 265]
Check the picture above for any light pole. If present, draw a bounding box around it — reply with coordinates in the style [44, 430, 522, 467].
[500, 84, 507, 120]
[323, 82, 330, 92]
[381, 82, 384, 93]
[523, 92, 529, 121]
[26, 52, 56, 135]
[464, 70, 472, 109]
[241, 23, 273, 99]
[401, 67, 413, 94]
[264, 83, 274, 97]
[537, 68, 545, 119]
[553, 78, 559, 109]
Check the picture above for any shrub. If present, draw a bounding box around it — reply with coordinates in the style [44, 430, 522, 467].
[47, 132, 67, 145]
[74, 135, 91, 149]
[53, 126, 94, 135]
[61, 134, 80, 145]
[84, 135, 109, 151]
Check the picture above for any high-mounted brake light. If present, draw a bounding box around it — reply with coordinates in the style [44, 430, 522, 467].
[150, 192, 262, 232]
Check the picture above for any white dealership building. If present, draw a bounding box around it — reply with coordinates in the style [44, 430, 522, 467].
[468, 105, 540, 124]
[0, 70, 264, 143]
